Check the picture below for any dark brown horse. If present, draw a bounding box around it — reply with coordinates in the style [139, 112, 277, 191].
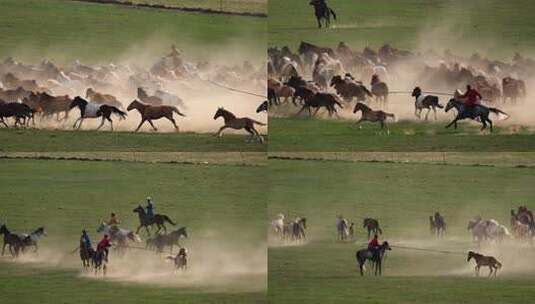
[467, 251, 502, 277]
[363, 218, 383, 239]
[353, 103, 395, 130]
[355, 241, 391, 276]
[127, 100, 185, 132]
[0, 224, 24, 257]
[137, 87, 163, 105]
[370, 74, 389, 107]
[0, 102, 34, 127]
[146, 227, 188, 253]
[133, 205, 176, 236]
[330, 75, 372, 102]
[295, 92, 343, 117]
[214, 108, 266, 143]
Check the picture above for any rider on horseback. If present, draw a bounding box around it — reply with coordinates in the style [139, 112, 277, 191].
[97, 234, 112, 262]
[81, 229, 92, 250]
[146, 197, 155, 219]
[368, 234, 380, 260]
[108, 212, 120, 226]
[460, 85, 482, 118]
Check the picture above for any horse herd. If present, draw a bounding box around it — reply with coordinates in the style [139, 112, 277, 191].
[271, 206, 534, 277]
[268, 42, 530, 131]
[0, 47, 267, 143]
[1, 203, 189, 276]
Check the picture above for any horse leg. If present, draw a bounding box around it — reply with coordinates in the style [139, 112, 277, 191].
[108, 117, 114, 131]
[216, 126, 227, 137]
[135, 119, 146, 132]
[294, 105, 307, 117]
[317, 17, 322, 29]
[251, 127, 264, 144]
[96, 117, 105, 130]
[359, 262, 364, 276]
[312, 108, 320, 117]
[73, 117, 81, 129]
[244, 126, 255, 142]
[77, 118, 84, 130]
[480, 116, 487, 131]
[445, 117, 458, 129]
[425, 108, 430, 120]
[487, 117, 493, 132]
[147, 120, 158, 131]
[167, 116, 179, 132]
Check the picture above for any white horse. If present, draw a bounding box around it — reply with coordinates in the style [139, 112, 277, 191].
[336, 216, 349, 240]
[468, 217, 510, 243]
[96, 222, 141, 245]
[271, 214, 285, 238]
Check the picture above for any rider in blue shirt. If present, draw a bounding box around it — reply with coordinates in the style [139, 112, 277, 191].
[81, 229, 92, 249]
[146, 196, 154, 218]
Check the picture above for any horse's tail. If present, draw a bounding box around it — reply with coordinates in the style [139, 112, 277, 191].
[162, 215, 176, 226]
[171, 106, 186, 117]
[488, 107, 509, 120]
[251, 119, 267, 126]
[329, 8, 337, 20]
[110, 106, 127, 119]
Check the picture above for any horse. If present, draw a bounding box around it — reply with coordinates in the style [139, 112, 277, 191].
[353, 102, 395, 130]
[166, 247, 187, 272]
[445, 99, 508, 132]
[0, 224, 24, 257]
[127, 100, 185, 132]
[24, 92, 72, 121]
[284, 217, 307, 241]
[467, 251, 502, 277]
[370, 74, 389, 108]
[330, 75, 372, 103]
[0, 102, 34, 128]
[411, 87, 443, 120]
[133, 205, 176, 236]
[146, 227, 188, 253]
[309, 0, 337, 28]
[0, 87, 32, 102]
[363, 218, 382, 239]
[80, 239, 94, 269]
[137, 87, 164, 105]
[92, 247, 107, 275]
[70, 96, 126, 131]
[355, 241, 391, 276]
[502, 77, 526, 104]
[295, 92, 343, 117]
[20, 226, 46, 253]
[85, 88, 123, 109]
[214, 108, 265, 143]
[96, 222, 141, 252]
[336, 216, 350, 241]
[256, 101, 268, 113]
[271, 214, 285, 239]
[429, 213, 446, 238]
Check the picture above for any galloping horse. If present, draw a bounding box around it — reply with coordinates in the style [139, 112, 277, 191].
[70, 96, 126, 131]
[127, 100, 185, 132]
[467, 251, 502, 277]
[79, 239, 94, 269]
[133, 205, 176, 236]
[20, 226, 46, 253]
[411, 87, 443, 120]
[371, 74, 389, 108]
[146, 227, 188, 253]
[85, 88, 123, 109]
[214, 108, 265, 143]
[355, 241, 391, 276]
[0, 224, 24, 257]
[353, 103, 395, 130]
[363, 218, 382, 239]
[445, 99, 508, 132]
[309, 0, 337, 28]
[92, 247, 107, 275]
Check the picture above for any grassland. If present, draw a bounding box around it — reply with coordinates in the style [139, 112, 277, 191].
[268, 0, 535, 58]
[0, 158, 266, 303]
[268, 117, 535, 152]
[0, 0, 266, 64]
[118, 0, 267, 14]
[268, 158, 535, 303]
[0, 128, 266, 152]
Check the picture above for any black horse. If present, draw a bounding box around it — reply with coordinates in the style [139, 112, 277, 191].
[92, 247, 107, 275]
[363, 218, 383, 239]
[309, 0, 337, 28]
[80, 239, 94, 269]
[0, 102, 34, 128]
[355, 241, 391, 276]
[133, 205, 176, 236]
[0, 224, 24, 257]
[445, 99, 508, 132]
[257, 100, 268, 113]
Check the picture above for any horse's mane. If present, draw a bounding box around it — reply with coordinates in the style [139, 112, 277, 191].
[356, 102, 372, 111]
[219, 108, 236, 118]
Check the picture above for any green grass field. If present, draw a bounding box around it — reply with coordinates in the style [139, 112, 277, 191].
[268, 158, 535, 304]
[268, 0, 535, 58]
[123, 0, 267, 14]
[0, 0, 265, 64]
[0, 158, 266, 303]
[268, 117, 535, 152]
[0, 128, 266, 152]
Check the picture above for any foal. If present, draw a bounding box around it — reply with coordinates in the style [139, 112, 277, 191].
[467, 251, 502, 277]
[213, 107, 265, 143]
[353, 102, 395, 130]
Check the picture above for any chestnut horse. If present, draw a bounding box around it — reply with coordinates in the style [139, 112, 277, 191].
[127, 100, 185, 132]
[213, 107, 266, 143]
[353, 103, 395, 130]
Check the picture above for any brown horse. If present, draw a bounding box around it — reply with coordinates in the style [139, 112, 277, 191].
[127, 100, 185, 132]
[0, 87, 32, 102]
[214, 108, 266, 143]
[467, 251, 502, 277]
[86, 88, 123, 109]
[330, 75, 372, 102]
[370, 74, 389, 107]
[137, 87, 163, 105]
[353, 102, 395, 130]
[24, 92, 72, 120]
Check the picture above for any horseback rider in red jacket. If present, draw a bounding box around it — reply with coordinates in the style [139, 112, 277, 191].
[97, 234, 112, 262]
[461, 85, 482, 118]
